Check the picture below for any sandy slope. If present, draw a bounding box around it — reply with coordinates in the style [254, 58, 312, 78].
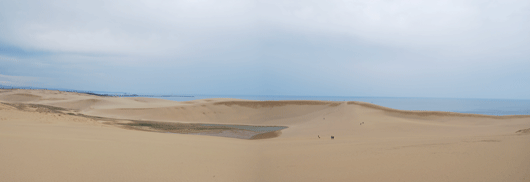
[1, 89, 529, 182]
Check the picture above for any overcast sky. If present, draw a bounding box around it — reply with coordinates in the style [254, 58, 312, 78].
[1, 0, 529, 99]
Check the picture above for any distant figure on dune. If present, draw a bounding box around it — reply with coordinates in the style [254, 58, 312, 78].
[331, 136, 334, 139]
[318, 135, 320, 139]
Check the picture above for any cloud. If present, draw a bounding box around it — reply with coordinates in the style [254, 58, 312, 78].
[0, 0, 258, 57]
[0, 0, 529, 98]
[260, 0, 530, 58]
[0, 74, 41, 87]
[1, 0, 528, 59]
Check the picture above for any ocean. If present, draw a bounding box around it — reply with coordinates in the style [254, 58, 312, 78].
[151, 95, 530, 116]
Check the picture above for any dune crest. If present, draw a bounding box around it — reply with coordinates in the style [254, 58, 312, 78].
[348, 101, 530, 118]
[214, 100, 341, 108]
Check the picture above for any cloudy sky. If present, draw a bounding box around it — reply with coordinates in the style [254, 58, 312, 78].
[1, 0, 529, 99]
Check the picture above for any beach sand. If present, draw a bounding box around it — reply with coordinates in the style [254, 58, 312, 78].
[1, 89, 529, 182]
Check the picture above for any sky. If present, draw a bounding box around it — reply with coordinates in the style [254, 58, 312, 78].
[0, 0, 529, 99]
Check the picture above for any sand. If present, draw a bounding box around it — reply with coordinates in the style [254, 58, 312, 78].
[1, 89, 529, 182]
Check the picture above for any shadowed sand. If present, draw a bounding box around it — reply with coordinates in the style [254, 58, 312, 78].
[1, 89, 530, 182]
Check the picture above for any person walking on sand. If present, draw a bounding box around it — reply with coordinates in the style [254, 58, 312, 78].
[318, 135, 320, 139]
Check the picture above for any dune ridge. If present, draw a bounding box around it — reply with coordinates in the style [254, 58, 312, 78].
[347, 101, 530, 118]
[214, 100, 341, 108]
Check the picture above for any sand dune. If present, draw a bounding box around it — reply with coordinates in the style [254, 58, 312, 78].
[51, 99, 107, 111]
[0, 93, 41, 102]
[1, 89, 530, 182]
